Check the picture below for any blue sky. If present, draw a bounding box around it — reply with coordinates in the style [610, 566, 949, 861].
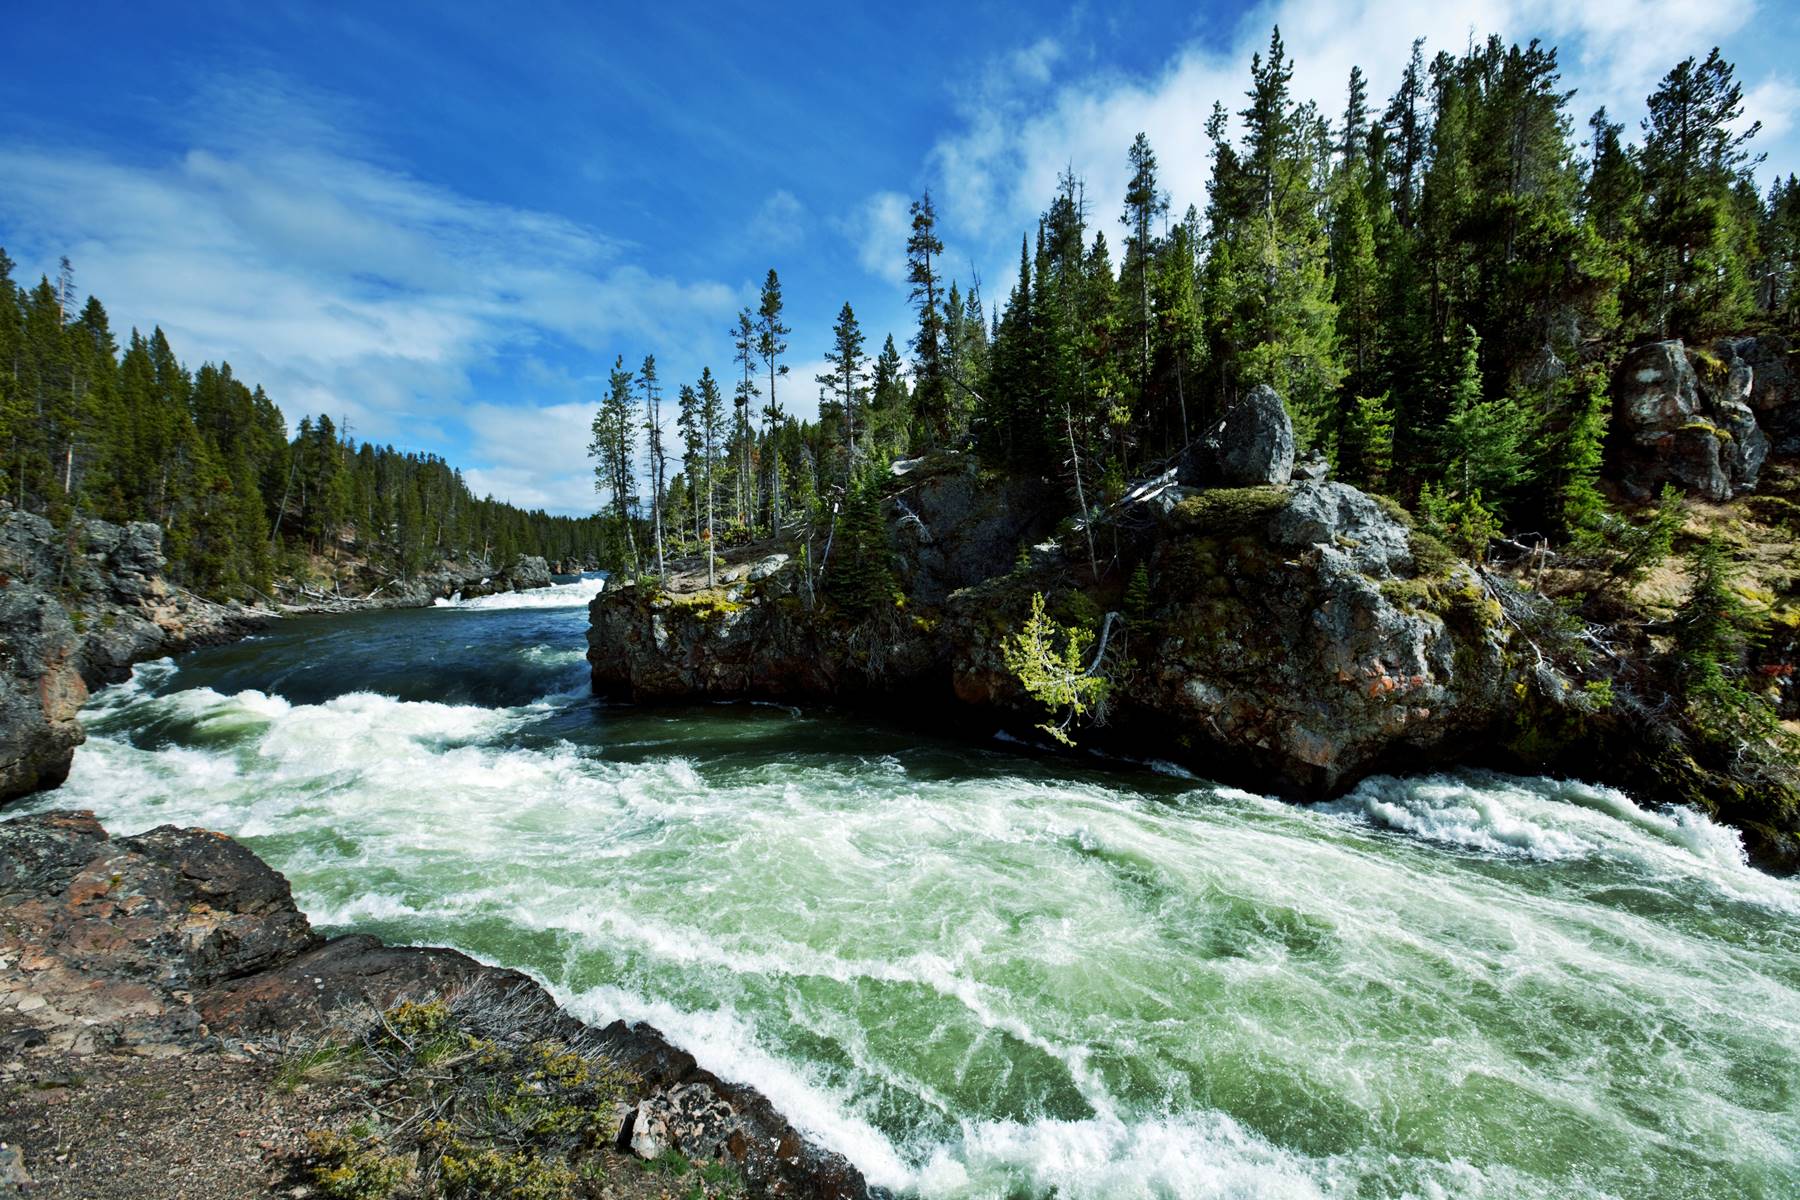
[4, 0, 1797, 514]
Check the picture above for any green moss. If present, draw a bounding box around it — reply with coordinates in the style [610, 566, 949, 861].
[1170, 486, 1290, 538]
[1407, 529, 1459, 580]
[672, 589, 748, 622]
[439, 1145, 577, 1200]
[1370, 493, 1416, 528]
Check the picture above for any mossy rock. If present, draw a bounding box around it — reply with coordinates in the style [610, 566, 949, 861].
[672, 589, 748, 622]
[1170, 487, 1291, 538]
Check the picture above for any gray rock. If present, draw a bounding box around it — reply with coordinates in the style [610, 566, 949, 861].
[1191, 384, 1296, 486]
[1715, 334, 1797, 454]
[885, 454, 1058, 606]
[500, 554, 552, 591]
[1269, 482, 1414, 578]
[1610, 339, 1769, 501]
[591, 474, 1513, 797]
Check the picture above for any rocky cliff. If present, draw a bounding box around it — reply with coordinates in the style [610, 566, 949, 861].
[589, 456, 1524, 799]
[0, 508, 270, 805]
[0, 810, 871, 1198]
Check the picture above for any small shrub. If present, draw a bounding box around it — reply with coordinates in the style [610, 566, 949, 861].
[305, 1130, 410, 1200]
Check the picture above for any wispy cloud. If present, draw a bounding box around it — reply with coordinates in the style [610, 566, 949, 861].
[748, 189, 808, 250]
[842, 191, 913, 285]
[0, 76, 739, 511]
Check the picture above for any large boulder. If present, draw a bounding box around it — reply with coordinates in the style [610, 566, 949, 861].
[1610, 340, 1769, 501]
[1187, 384, 1296, 486]
[887, 453, 1059, 605]
[947, 482, 1510, 793]
[502, 554, 553, 591]
[0, 585, 88, 800]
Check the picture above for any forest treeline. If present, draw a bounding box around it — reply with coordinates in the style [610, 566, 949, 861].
[592, 29, 1797, 607]
[0, 255, 607, 599]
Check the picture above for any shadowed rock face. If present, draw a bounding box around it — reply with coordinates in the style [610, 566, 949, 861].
[1185, 383, 1296, 487]
[0, 811, 873, 1199]
[1610, 339, 1771, 501]
[0, 509, 271, 806]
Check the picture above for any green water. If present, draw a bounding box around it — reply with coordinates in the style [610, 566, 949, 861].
[21, 581, 1800, 1198]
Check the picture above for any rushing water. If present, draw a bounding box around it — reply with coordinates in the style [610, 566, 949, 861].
[18, 578, 1800, 1198]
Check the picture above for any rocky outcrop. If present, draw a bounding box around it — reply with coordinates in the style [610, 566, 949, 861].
[946, 482, 1513, 793]
[1185, 383, 1296, 486]
[0, 508, 271, 805]
[1610, 339, 1771, 501]
[0, 811, 871, 1199]
[501, 553, 553, 591]
[1714, 334, 1797, 454]
[590, 467, 1519, 798]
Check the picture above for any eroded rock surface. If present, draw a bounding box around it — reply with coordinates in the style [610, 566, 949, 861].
[0, 811, 871, 1198]
[591, 468, 1517, 797]
[0, 509, 270, 805]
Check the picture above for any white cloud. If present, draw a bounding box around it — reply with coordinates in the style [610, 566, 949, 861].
[461, 400, 598, 511]
[927, 0, 1778, 260]
[0, 79, 739, 512]
[1741, 76, 1800, 146]
[843, 191, 913, 285]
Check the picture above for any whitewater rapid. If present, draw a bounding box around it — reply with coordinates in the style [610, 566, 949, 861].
[21, 595, 1800, 1199]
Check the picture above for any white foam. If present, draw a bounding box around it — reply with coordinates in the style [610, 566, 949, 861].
[561, 985, 919, 1191]
[434, 578, 604, 610]
[919, 1111, 1331, 1200]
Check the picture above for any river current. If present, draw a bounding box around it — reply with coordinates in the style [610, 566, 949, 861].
[17, 577, 1800, 1198]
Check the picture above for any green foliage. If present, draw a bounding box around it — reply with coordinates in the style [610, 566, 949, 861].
[1003, 592, 1111, 746]
[305, 1131, 410, 1200]
[1123, 562, 1153, 641]
[826, 470, 894, 618]
[439, 1146, 576, 1200]
[295, 994, 648, 1200]
[1339, 393, 1395, 490]
[1418, 483, 1503, 561]
[1672, 537, 1770, 731]
[0, 255, 607, 598]
[1600, 484, 1685, 585]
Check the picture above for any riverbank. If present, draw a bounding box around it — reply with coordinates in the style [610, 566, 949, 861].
[0, 504, 594, 808]
[0, 810, 871, 1199]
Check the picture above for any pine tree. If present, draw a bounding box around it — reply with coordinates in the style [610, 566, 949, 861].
[697, 367, 725, 585]
[756, 271, 790, 535]
[590, 357, 640, 573]
[639, 354, 667, 579]
[1228, 26, 1343, 449]
[1639, 49, 1762, 338]
[731, 308, 761, 532]
[1437, 326, 1527, 510]
[906, 192, 948, 446]
[1121, 132, 1168, 425]
[1384, 39, 1428, 229]
[817, 302, 867, 471]
[676, 381, 704, 542]
[827, 468, 892, 618]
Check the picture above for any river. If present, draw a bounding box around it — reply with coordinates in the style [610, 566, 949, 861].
[16, 577, 1800, 1198]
